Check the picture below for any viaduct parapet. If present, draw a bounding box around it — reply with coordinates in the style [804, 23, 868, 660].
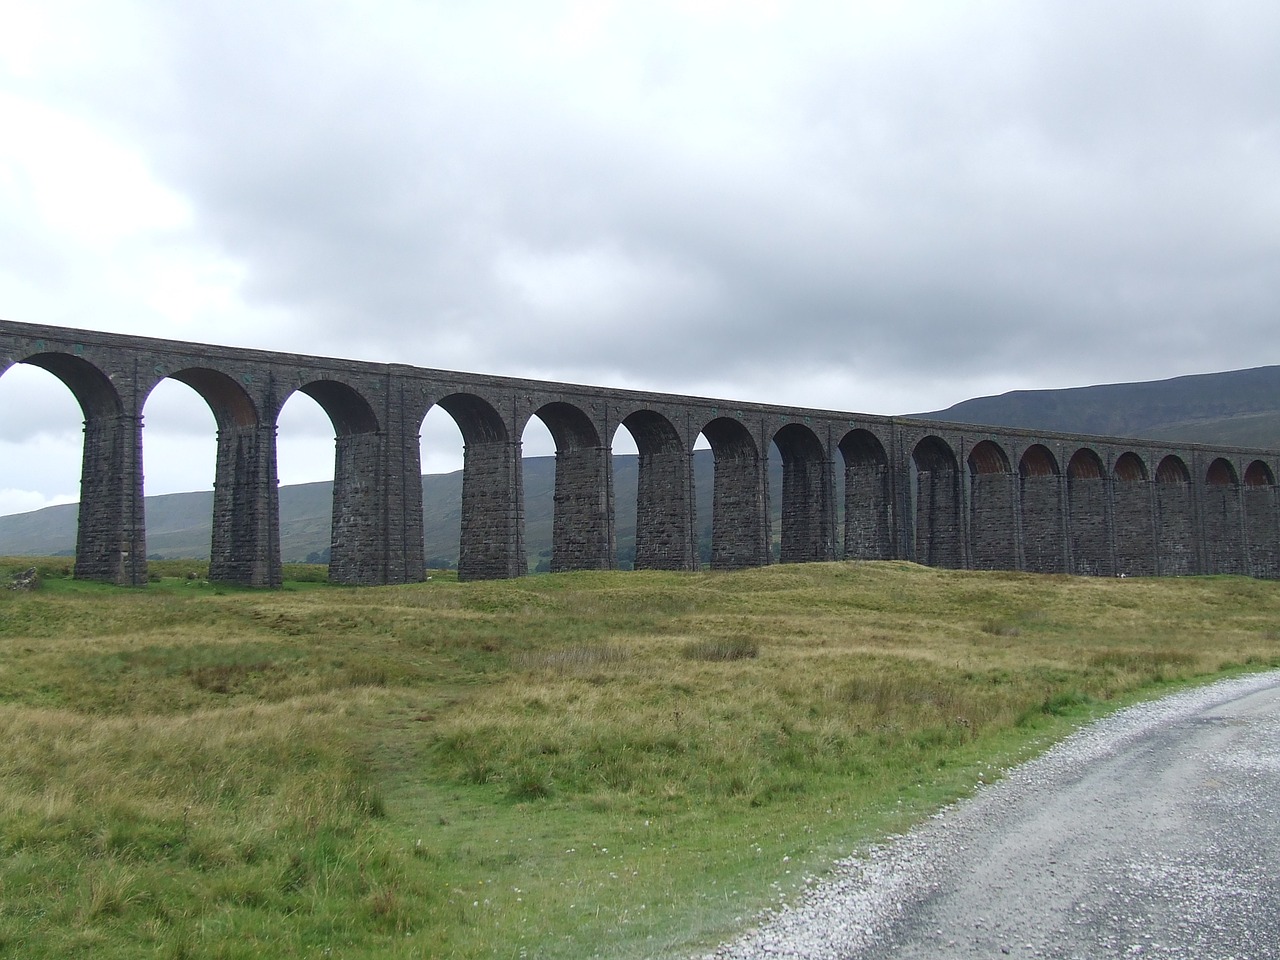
[2, 320, 1277, 586]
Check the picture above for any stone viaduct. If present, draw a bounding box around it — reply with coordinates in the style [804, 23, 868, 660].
[2, 319, 1278, 587]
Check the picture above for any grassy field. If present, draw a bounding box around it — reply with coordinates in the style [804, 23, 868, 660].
[1, 558, 1278, 959]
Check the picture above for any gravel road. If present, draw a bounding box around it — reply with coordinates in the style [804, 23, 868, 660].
[701, 671, 1280, 960]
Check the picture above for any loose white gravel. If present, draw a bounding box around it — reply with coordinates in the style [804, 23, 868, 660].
[698, 670, 1280, 960]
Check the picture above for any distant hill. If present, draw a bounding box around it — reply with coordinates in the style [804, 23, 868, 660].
[0, 452, 729, 570]
[917, 365, 1280, 449]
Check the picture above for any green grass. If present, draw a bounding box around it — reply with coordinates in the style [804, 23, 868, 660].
[2, 557, 1279, 958]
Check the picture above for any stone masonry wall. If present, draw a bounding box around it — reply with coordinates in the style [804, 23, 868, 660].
[1113, 480, 1157, 577]
[1019, 475, 1065, 573]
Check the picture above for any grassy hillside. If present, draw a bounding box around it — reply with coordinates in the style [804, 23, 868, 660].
[2, 558, 1278, 958]
[920, 365, 1280, 447]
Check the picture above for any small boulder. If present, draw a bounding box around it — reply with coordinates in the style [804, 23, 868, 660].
[8, 567, 41, 591]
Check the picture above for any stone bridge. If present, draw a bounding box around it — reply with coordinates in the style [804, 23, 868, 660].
[2, 319, 1277, 586]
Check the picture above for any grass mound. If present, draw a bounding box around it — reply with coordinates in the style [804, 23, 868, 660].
[1, 558, 1277, 958]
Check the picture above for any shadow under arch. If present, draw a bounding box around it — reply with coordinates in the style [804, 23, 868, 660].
[839, 429, 891, 560]
[617, 409, 695, 571]
[1067, 447, 1110, 576]
[967, 440, 1014, 571]
[14, 352, 139, 583]
[531, 401, 613, 572]
[773, 423, 833, 564]
[1203, 457, 1244, 575]
[1113, 451, 1155, 577]
[1019, 444, 1064, 573]
[432, 392, 523, 580]
[912, 436, 961, 568]
[703, 416, 768, 569]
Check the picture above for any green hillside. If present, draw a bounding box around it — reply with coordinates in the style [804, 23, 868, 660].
[0, 453, 733, 568]
[919, 365, 1280, 448]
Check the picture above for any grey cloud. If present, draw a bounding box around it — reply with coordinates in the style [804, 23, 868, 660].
[52, 0, 1280, 414]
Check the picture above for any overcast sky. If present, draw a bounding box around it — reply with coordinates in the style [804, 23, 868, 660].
[2, 0, 1279, 517]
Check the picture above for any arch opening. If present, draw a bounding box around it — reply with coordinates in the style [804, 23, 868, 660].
[1114, 452, 1147, 482]
[419, 405, 466, 573]
[0, 363, 86, 553]
[3, 354, 138, 583]
[1019, 445, 1059, 479]
[1206, 458, 1238, 487]
[139, 378, 220, 563]
[1156, 455, 1190, 484]
[1067, 448, 1104, 480]
[1245, 460, 1276, 487]
[967, 440, 1010, 476]
[430, 393, 520, 581]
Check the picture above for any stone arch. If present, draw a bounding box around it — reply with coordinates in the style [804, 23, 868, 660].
[1067, 448, 1105, 480]
[967, 440, 1015, 571]
[1245, 461, 1276, 487]
[1019, 445, 1064, 573]
[1156, 455, 1191, 484]
[839, 429, 891, 560]
[12, 353, 138, 583]
[1114, 453, 1148, 482]
[427, 393, 521, 580]
[912, 436, 961, 568]
[1155, 455, 1194, 575]
[703, 416, 768, 569]
[1206, 458, 1239, 486]
[1066, 448, 1110, 575]
[294, 379, 381, 435]
[1112, 452, 1154, 577]
[614, 409, 695, 571]
[967, 440, 1011, 476]
[1203, 457, 1244, 575]
[149, 369, 276, 586]
[1019, 445, 1059, 478]
[162, 368, 259, 429]
[16, 351, 122, 420]
[1243, 461, 1279, 578]
[772, 422, 833, 563]
[530, 401, 611, 573]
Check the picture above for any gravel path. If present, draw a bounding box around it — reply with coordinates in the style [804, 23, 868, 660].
[700, 671, 1280, 960]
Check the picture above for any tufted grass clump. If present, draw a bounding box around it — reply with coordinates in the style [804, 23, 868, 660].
[1, 556, 1279, 959]
[681, 636, 760, 661]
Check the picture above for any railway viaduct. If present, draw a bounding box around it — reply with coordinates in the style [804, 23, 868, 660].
[2, 319, 1277, 587]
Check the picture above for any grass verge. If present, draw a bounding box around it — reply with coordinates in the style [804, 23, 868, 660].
[1, 557, 1278, 958]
